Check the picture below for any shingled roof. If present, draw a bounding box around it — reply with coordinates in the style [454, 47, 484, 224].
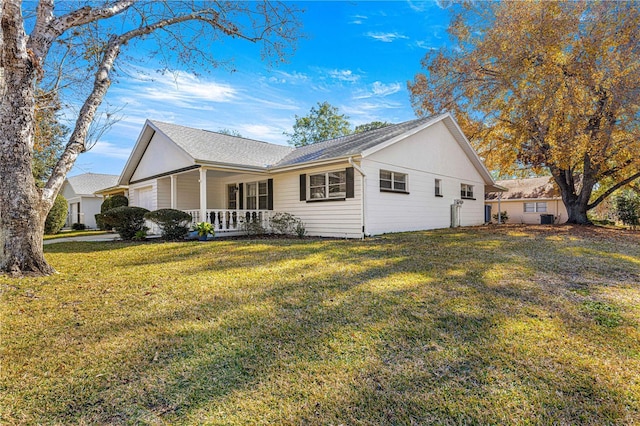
[120, 113, 496, 188]
[485, 176, 561, 200]
[150, 121, 294, 168]
[65, 173, 119, 195]
[273, 114, 442, 168]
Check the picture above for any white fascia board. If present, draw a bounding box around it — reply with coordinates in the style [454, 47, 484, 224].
[196, 161, 268, 174]
[268, 155, 360, 173]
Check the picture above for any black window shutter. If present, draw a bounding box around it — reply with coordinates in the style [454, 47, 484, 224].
[267, 179, 274, 210]
[299, 174, 306, 201]
[238, 183, 244, 209]
[346, 167, 354, 198]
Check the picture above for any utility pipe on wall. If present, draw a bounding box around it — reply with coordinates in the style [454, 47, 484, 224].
[348, 157, 366, 239]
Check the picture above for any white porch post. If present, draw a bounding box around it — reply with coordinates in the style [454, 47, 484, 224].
[199, 168, 207, 223]
[170, 175, 177, 209]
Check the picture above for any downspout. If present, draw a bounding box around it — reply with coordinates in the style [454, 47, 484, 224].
[498, 192, 502, 224]
[348, 157, 366, 239]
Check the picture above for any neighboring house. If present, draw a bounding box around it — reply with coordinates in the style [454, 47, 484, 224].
[61, 173, 119, 228]
[117, 113, 502, 238]
[485, 176, 568, 224]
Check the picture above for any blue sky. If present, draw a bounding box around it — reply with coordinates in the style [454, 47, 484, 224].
[71, 1, 452, 176]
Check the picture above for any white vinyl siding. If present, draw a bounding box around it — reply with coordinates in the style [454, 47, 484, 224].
[363, 120, 486, 235]
[272, 163, 362, 238]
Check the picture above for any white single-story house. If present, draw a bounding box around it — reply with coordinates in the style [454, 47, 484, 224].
[117, 113, 503, 238]
[485, 176, 568, 224]
[61, 173, 119, 228]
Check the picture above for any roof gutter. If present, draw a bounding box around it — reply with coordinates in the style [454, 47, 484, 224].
[349, 157, 367, 239]
[269, 155, 361, 173]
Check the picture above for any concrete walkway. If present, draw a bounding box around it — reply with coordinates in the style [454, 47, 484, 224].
[43, 233, 121, 245]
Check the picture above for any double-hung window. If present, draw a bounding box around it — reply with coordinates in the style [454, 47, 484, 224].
[380, 170, 408, 193]
[309, 170, 346, 200]
[460, 183, 474, 199]
[524, 202, 547, 213]
[435, 179, 442, 196]
[246, 180, 269, 210]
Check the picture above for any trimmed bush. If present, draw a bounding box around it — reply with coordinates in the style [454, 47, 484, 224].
[45, 194, 68, 235]
[71, 223, 86, 231]
[102, 206, 149, 240]
[145, 209, 192, 240]
[97, 194, 129, 230]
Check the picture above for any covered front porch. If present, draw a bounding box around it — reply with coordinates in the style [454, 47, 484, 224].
[132, 167, 274, 236]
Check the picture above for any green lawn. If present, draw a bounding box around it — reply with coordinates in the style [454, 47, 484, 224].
[43, 229, 108, 240]
[1, 225, 639, 424]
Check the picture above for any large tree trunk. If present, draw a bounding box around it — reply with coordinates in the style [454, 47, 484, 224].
[0, 86, 55, 275]
[1, 3, 56, 276]
[564, 200, 591, 224]
[553, 168, 594, 225]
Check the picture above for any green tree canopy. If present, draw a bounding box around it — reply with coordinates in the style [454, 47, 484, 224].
[409, 1, 640, 224]
[354, 121, 391, 134]
[285, 101, 352, 147]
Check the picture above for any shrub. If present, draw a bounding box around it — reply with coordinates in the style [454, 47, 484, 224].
[270, 212, 303, 235]
[97, 194, 129, 230]
[101, 206, 149, 240]
[44, 194, 68, 234]
[241, 218, 265, 236]
[71, 223, 86, 231]
[614, 191, 639, 229]
[492, 211, 509, 223]
[294, 220, 307, 238]
[145, 209, 192, 240]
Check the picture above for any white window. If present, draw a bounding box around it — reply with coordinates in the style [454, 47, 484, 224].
[524, 202, 547, 213]
[309, 170, 346, 199]
[380, 170, 408, 192]
[460, 183, 474, 199]
[435, 179, 442, 196]
[246, 180, 268, 210]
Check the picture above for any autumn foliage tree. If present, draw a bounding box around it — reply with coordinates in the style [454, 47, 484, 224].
[409, 1, 640, 224]
[0, 1, 300, 276]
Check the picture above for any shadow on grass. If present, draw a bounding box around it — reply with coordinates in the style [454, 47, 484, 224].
[8, 226, 640, 424]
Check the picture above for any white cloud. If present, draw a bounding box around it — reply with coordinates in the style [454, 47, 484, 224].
[353, 81, 403, 99]
[328, 69, 360, 82]
[87, 140, 132, 160]
[371, 81, 402, 96]
[415, 40, 439, 50]
[366, 32, 409, 43]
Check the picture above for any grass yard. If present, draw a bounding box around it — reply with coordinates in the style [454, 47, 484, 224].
[1, 225, 639, 425]
[43, 230, 108, 240]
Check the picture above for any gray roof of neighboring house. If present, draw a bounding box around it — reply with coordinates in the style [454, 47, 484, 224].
[65, 173, 120, 195]
[273, 115, 441, 167]
[150, 120, 294, 168]
[485, 176, 560, 200]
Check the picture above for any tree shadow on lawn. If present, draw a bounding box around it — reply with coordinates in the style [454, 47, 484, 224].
[11, 227, 640, 424]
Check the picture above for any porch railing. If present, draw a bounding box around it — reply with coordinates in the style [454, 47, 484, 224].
[183, 209, 272, 234]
